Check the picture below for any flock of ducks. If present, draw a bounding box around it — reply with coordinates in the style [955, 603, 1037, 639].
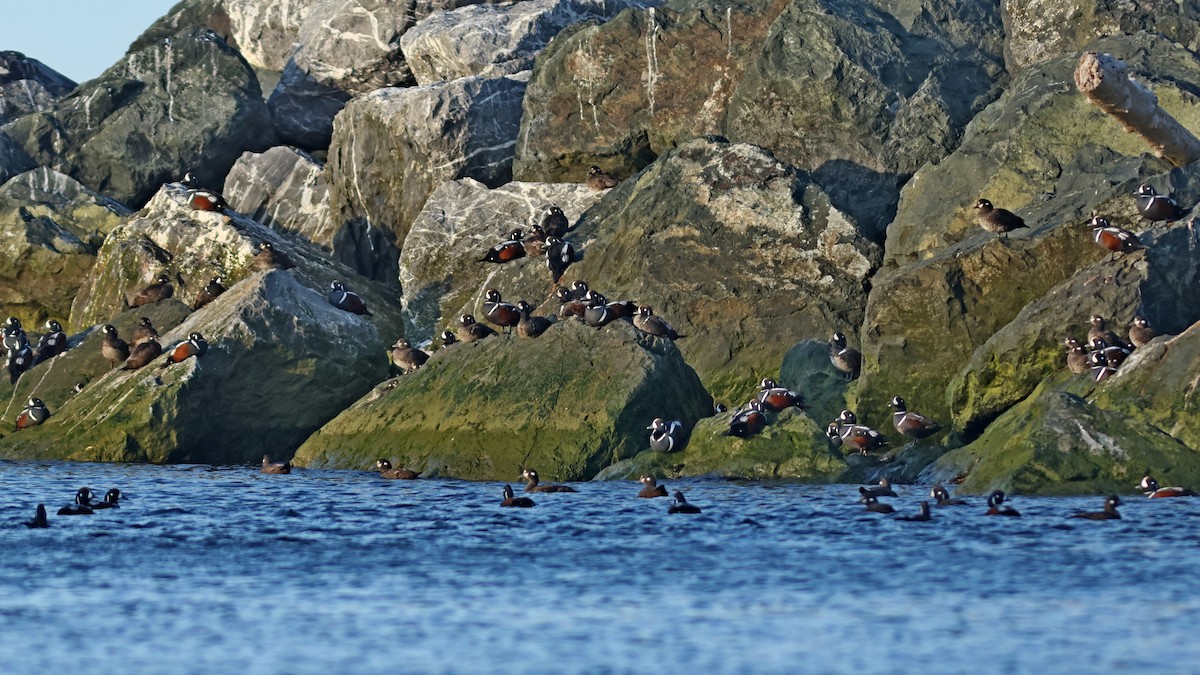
[21, 486, 122, 527]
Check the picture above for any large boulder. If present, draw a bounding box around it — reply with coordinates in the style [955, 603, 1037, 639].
[222, 0, 314, 72]
[399, 177, 602, 342]
[0, 168, 131, 327]
[0, 133, 36, 185]
[3, 28, 277, 208]
[293, 319, 714, 481]
[0, 270, 389, 464]
[131, 0, 236, 53]
[223, 146, 334, 249]
[325, 72, 529, 282]
[0, 51, 76, 125]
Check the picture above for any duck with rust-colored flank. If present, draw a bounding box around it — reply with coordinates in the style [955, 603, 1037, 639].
[974, 199, 1027, 237]
[58, 487, 96, 516]
[100, 324, 130, 370]
[1072, 495, 1122, 520]
[457, 314, 496, 343]
[131, 317, 158, 346]
[859, 478, 897, 498]
[647, 418, 684, 452]
[829, 412, 889, 455]
[931, 485, 967, 506]
[586, 165, 619, 191]
[14, 397, 50, 430]
[129, 274, 174, 308]
[482, 289, 520, 331]
[1088, 216, 1143, 260]
[478, 230, 526, 264]
[668, 491, 701, 514]
[633, 305, 684, 340]
[1139, 475, 1197, 498]
[262, 455, 291, 474]
[1064, 337, 1090, 374]
[1135, 184, 1184, 224]
[545, 236, 576, 284]
[521, 469, 577, 493]
[889, 396, 940, 440]
[376, 459, 420, 480]
[1128, 316, 1159, 348]
[829, 332, 861, 380]
[390, 339, 428, 374]
[756, 378, 805, 412]
[861, 495, 895, 514]
[328, 281, 373, 316]
[23, 504, 49, 528]
[167, 332, 209, 364]
[638, 475, 669, 498]
[540, 206, 570, 237]
[253, 241, 296, 271]
[193, 276, 226, 310]
[182, 173, 228, 213]
[897, 502, 932, 522]
[516, 301, 552, 338]
[34, 319, 68, 363]
[501, 484, 535, 507]
[555, 287, 587, 321]
[122, 337, 162, 370]
[985, 490, 1020, 517]
[729, 400, 768, 438]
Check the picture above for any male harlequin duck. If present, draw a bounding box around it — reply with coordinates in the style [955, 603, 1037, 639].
[555, 287, 587, 321]
[129, 274, 174, 308]
[729, 400, 768, 438]
[1089, 336, 1131, 368]
[859, 478, 898, 498]
[92, 488, 122, 510]
[100, 324, 130, 370]
[253, 241, 296, 270]
[1088, 216, 1142, 260]
[1087, 315, 1125, 350]
[376, 459, 420, 480]
[583, 292, 619, 328]
[193, 276, 226, 310]
[633, 305, 684, 340]
[756, 378, 805, 411]
[930, 484, 967, 506]
[34, 319, 68, 363]
[545, 237, 576, 284]
[131, 317, 158, 346]
[521, 468, 577, 493]
[647, 418, 684, 452]
[167, 332, 209, 364]
[1128, 316, 1159, 348]
[58, 487, 96, 515]
[3, 316, 27, 351]
[896, 501, 932, 522]
[1139, 475, 1197, 498]
[830, 417, 888, 455]
[23, 504, 49, 528]
[974, 199, 1027, 236]
[478, 230, 526, 264]
[123, 337, 162, 370]
[1072, 495, 1121, 520]
[861, 495, 895, 514]
[516, 301, 552, 338]
[985, 490, 1020, 516]
[439, 330, 458, 348]
[262, 455, 291, 474]
[570, 280, 590, 301]
[829, 332, 861, 380]
[501, 484, 535, 507]
[457, 314, 496, 343]
[1135, 184, 1184, 224]
[1088, 351, 1117, 383]
[667, 491, 701, 514]
[585, 165, 619, 191]
[14, 397, 50, 430]
[889, 396, 940, 439]
[181, 173, 228, 212]
[1064, 337, 1090, 374]
[6, 340, 33, 384]
[328, 281, 373, 316]
[390, 339, 428, 373]
[540, 206, 570, 238]
[638, 475, 669, 498]
[482, 289, 520, 331]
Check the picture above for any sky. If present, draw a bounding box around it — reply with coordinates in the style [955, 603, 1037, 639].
[2, 1, 178, 84]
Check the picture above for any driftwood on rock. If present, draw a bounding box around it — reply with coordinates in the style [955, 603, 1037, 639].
[1075, 51, 1200, 167]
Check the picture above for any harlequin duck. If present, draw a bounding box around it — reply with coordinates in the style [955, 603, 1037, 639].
[896, 501, 933, 522]
[667, 491, 701, 514]
[545, 237, 576, 283]
[1135, 184, 1184, 224]
[516, 301, 552, 338]
[193, 276, 226, 310]
[92, 488, 122, 510]
[1088, 216, 1142, 260]
[123, 337, 162, 370]
[439, 330, 458, 348]
[14, 397, 50, 430]
[129, 274, 174, 308]
[1088, 337, 1131, 370]
[522, 225, 548, 257]
[570, 280, 590, 301]
[478, 230, 526, 264]
[888, 396, 940, 439]
[836, 409, 858, 425]
[1087, 315, 1125, 350]
[131, 316, 159, 346]
[328, 281, 373, 316]
[167, 332, 209, 364]
[729, 400, 768, 438]
[1139, 475, 1197, 498]
[540, 206, 570, 237]
[521, 469, 577, 493]
[985, 490, 1020, 516]
[859, 478, 898, 498]
[501, 484, 535, 507]
[457, 314, 497, 342]
[6, 340, 33, 384]
[586, 165, 619, 191]
[3, 316, 26, 351]
[633, 305, 684, 340]
[931, 484, 967, 506]
[974, 199, 1027, 236]
[583, 292, 618, 328]
[638, 475, 669, 498]
[376, 459, 420, 479]
[181, 173, 228, 212]
[1064, 337, 1090, 374]
[390, 339, 428, 373]
[647, 418, 684, 452]
[830, 417, 889, 455]
[861, 495, 895, 514]
[1088, 351, 1117, 382]
[100, 324, 130, 370]
[482, 289, 520, 331]
[755, 378, 805, 411]
[34, 319, 68, 363]
[1128, 316, 1159, 348]
[23, 504, 49, 528]
[253, 241, 296, 270]
[262, 455, 291, 474]
[58, 487, 96, 515]
[556, 287, 587, 321]
[829, 332, 861, 380]
[1072, 495, 1121, 520]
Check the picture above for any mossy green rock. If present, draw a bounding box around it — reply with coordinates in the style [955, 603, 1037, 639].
[294, 319, 713, 481]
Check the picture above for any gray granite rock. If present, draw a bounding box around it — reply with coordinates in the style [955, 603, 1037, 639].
[0, 51, 76, 125]
[223, 146, 333, 249]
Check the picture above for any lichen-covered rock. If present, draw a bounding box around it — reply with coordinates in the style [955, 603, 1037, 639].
[399, 178, 602, 342]
[3, 27, 276, 208]
[0, 168, 131, 326]
[293, 319, 713, 480]
[776, 339, 855, 435]
[325, 72, 529, 282]
[401, 0, 661, 85]
[0, 51, 76, 125]
[0, 270, 389, 464]
[223, 146, 334, 249]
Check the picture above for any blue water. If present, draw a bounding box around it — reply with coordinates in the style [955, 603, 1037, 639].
[3, 461, 1199, 674]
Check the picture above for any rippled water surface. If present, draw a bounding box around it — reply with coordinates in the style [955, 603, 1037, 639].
[3, 461, 1199, 674]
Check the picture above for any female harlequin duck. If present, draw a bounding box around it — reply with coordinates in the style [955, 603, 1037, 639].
[193, 276, 226, 310]
[828, 332, 861, 380]
[253, 241, 296, 271]
[896, 501, 932, 522]
[262, 455, 292, 474]
[1064, 337, 1090, 374]
[15, 397, 50, 430]
[888, 396, 940, 440]
[755, 378, 805, 412]
[1128, 316, 1159, 348]
[545, 237, 576, 284]
[457, 314, 496, 343]
[1072, 495, 1121, 520]
[585, 166, 619, 191]
[482, 289, 520, 331]
[58, 487, 96, 516]
[1135, 184, 1184, 224]
[667, 491, 701, 514]
[974, 198, 1027, 237]
[100, 324, 130, 370]
[131, 316, 158, 346]
[985, 490, 1020, 517]
[129, 274, 174, 308]
[328, 281, 373, 316]
[633, 305, 684, 340]
[167, 333, 209, 364]
[540, 206, 570, 238]
[1139, 475, 1197, 498]
[376, 459, 420, 480]
[859, 478, 898, 498]
[647, 418, 683, 452]
[34, 319, 68, 363]
[516, 301, 552, 338]
[930, 485, 967, 506]
[92, 488, 122, 510]
[638, 475, 669, 498]
[860, 495, 895, 514]
[556, 287, 587, 321]
[501, 484, 535, 507]
[390, 339, 428, 373]
[1087, 216, 1142, 260]
[478, 230, 526, 264]
[122, 337, 162, 370]
[522, 469, 577, 493]
[23, 504, 49, 528]
[729, 400, 768, 438]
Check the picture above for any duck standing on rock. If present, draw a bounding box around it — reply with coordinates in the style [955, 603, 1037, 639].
[253, 241, 296, 271]
[1087, 315, 1125, 350]
[6, 338, 33, 384]
[516, 301, 552, 338]
[34, 319, 68, 363]
[1088, 216, 1142, 260]
[1128, 316, 1159, 348]
[888, 396, 940, 440]
[457, 314, 496, 343]
[15, 397, 50, 430]
[633, 305, 684, 340]
[756, 378, 805, 411]
[829, 332, 861, 380]
[647, 418, 684, 452]
[545, 237, 576, 284]
[540, 206, 569, 237]
[3, 316, 25, 351]
[128, 274, 174, 308]
[328, 281, 373, 316]
[262, 455, 291, 474]
[182, 172, 228, 213]
[167, 332, 209, 364]
[131, 317, 158, 346]
[100, 324, 130, 370]
[390, 339, 428, 373]
[1064, 337, 1090, 374]
[193, 277, 226, 310]
[1135, 184, 1184, 224]
[482, 289, 520, 332]
[974, 198, 1027, 237]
